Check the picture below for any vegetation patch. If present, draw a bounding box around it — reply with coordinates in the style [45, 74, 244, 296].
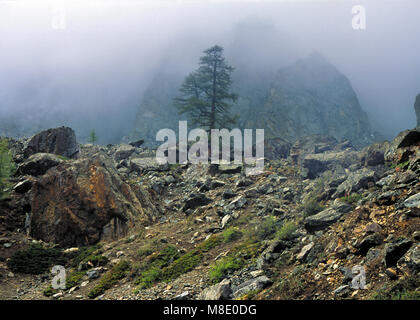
[70, 244, 108, 269]
[276, 220, 298, 241]
[222, 227, 243, 243]
[303, 197, 325, 217]
[134, 235, 222, 291]
[371, 275, 420, 300]
[7, 244, 67, 274]
[339, 193, 362, 205]
[255, 216, 278, 240]
[88, 260, 130, 299]
[209, 256, 244, 284]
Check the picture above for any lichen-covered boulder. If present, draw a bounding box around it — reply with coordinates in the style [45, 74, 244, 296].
[29, 152, 159, 247]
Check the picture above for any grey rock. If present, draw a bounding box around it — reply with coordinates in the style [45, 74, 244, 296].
[232, 276, 273, 298]
[183, 193, 212, 211]
[114, 144, 135, 161]
[333, 285, 351, 298]
[360, 141, 389, 166]
[383, 238, 413, 267]
[333, 168, 377, 198]
[397, 244, 420, 275]
[353, 233, 383, 256]
[296, 242, 314, 261]
[17, 153, 63, 176]
[86, 269, 100, 280]
[302, 150, 360, 179]
[197, 279, 232, 300]
[24, 126, 79, 159]
[129, 157, 169, 173]
[174, 291, 190, 300]
[304, 202, 352, 232]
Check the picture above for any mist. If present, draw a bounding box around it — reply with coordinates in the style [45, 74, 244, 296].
[0, 0, 419, 144]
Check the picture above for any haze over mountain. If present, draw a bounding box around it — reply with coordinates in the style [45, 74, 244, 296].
[0, 0, 419, 144]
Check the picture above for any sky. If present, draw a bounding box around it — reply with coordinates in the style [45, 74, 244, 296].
[0, 0, 419, 143]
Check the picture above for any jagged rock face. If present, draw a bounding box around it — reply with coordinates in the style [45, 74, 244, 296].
[384, 128, 420, 164]
[24, 126, 79, 159]
[131, 53, 374, 151]
[28, 152, 159, 247]
[241, 53, 374, 148]
[415, 94, 420, 127]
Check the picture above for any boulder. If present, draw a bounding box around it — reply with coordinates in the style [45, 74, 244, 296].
[129, 157, 169, 173]
[183, 193, 212, 211]
[129, 139, 144, 148]
[197, 279, 232, 300]
[383, 238, 413, 268]
[304, 202, 352, 232]
[403, 193, 420, 217]
[24, 127, 79, 159]
[353, 233, 384, 256]
[333, 168, 377, 198]
[114, 144, 135, 161]
[302, 150, 360, 179]
[232, 276, 273, 298]
[384, 128, 420, 164]
[16, 153, 63, 176]
[397, 244, 420, 275]
[29, 152, 159, 247]
[360, 141, 390, 166]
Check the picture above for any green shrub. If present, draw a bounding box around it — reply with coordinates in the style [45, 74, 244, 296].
[70, 244, 108, 269]
[43, 286, 58, 297]
[222, 227, 243, 243]
[303, 198, 324, 217]
[255, 216, 278, 240]
[209, 256, 244, 284]
[88, 260, 130, 299]
[340, 193, 362, 205]
[138, 246, 154, 259]
[276, 220, 298, 241]
[135, 267, 162, 290]
[7, 244, 67, 274]
[371, 275, 420, 300]
[134, 236, 222, 291]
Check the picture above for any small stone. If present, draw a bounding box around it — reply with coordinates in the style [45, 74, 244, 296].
[385, 268, 398, 279]
[52, 292, 64, 299]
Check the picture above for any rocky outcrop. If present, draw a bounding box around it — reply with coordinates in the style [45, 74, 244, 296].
[29, 152, 159, 247]
[360, 141, 390, 166]
[384, 128, 420, 164]
[302, 149, 360, 179]
[332, 168, 378, 198]
[23, 127, 79, 159]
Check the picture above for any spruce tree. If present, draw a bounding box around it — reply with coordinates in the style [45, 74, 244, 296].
[175, 45, 238, 131]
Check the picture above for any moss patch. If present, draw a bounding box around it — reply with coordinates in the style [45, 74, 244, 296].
[88, 260, 130, 299]
[7, 244, 67, 274]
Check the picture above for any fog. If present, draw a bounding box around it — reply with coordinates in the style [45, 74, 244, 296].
[0, 0, 419, 144]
